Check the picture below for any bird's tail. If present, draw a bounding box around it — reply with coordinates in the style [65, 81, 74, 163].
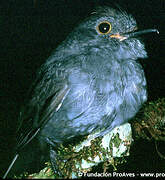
[3, 154, 19, 179]
[3, 127, 40, 178]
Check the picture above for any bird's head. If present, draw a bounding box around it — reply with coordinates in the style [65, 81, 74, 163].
[67, 6, 158, 61]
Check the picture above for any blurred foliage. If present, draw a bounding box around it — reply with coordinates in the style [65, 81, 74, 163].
[132, 98, 165, 141]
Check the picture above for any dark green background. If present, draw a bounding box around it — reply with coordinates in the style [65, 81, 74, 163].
[0, 0, 164, 177]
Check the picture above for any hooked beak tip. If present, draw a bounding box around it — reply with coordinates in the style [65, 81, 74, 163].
[156, 29, 160, 34]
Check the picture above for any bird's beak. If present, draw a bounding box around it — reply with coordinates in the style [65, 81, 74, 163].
[110, 29, 159, 41]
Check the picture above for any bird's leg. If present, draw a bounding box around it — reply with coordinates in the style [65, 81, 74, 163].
[49, 145, 64, 178]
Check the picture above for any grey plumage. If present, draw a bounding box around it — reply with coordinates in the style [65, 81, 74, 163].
[4, 6, 158, 178]
[37, 7, 148, 143]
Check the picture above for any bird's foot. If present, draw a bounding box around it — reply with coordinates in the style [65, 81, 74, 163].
[49, 146, 65, 178]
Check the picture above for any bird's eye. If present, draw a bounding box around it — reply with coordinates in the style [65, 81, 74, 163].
[96, 21, 112, 35]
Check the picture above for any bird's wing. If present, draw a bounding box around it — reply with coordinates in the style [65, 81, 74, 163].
[3, 60, 70, 178]
[15, 63, 70, 152]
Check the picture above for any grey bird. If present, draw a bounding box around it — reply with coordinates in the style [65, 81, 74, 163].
[3, 6, 158, 178]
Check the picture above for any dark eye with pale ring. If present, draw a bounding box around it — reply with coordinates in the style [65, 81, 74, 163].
[96, 21, 112, 35]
